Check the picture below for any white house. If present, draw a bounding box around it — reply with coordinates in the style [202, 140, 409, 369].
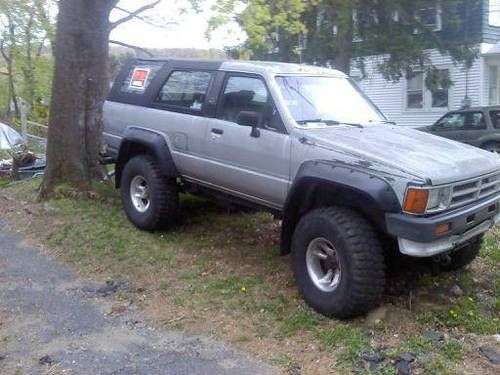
[351, 0, 500, 127]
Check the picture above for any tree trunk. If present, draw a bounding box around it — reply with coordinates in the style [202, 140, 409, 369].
[23, 11, 36, 110]
[39, 0, 118, 198]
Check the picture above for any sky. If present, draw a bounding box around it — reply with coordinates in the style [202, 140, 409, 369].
[110, 0, 246, 50]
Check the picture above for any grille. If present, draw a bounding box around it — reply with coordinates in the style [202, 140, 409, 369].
[450, 172, 500, 208]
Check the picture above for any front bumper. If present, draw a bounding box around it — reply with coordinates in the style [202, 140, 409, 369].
[386, 193, 500, 257]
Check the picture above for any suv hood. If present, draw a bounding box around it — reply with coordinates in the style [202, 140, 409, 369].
[302, 124, 500, 185]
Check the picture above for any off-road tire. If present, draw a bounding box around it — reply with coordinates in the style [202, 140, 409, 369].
[291, 207, 385, 319]
[440, 235, 483, 272]
[120, 155, 179, 231]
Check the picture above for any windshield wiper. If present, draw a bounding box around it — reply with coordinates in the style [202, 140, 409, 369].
[369, 119, 396, 125]
[296, 119, 363, 128]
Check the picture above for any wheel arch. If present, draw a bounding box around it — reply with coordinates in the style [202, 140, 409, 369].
[115, 127, 178, 188]
[280, 160, 401, 255]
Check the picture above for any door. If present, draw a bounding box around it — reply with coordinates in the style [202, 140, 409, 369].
[431, 111, 487, 146]
[204, 74, 291, 207]
[151, 69, 214, 181]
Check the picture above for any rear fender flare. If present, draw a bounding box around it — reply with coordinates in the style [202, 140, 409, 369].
[115, 127, 178, 188]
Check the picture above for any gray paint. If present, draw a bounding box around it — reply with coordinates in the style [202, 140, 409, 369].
[104, 60, 500, 257]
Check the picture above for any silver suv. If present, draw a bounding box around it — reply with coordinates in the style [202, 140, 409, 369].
[103, 59, 500, 319]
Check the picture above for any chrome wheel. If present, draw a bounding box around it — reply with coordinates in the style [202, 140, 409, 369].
[130, 175, 150, 213]
[306, 237, 342, 292]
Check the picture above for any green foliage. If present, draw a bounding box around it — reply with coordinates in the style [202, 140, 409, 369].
[210, 0, 480, 79]
[0, 0, 55, 122]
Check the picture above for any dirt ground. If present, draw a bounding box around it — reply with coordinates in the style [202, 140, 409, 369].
[0, 179, 498, 374]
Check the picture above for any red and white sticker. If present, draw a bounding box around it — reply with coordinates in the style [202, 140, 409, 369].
[129, 67, 150, 90]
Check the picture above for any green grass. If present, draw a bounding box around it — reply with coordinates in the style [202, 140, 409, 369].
[0, 178, 498, 374]
[315, 324, 371, 365]
[279, 308, 321, 337]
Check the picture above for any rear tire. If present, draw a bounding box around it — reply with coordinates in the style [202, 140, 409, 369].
[291, 207, 385, 319]
[440, 235, 483, 272]
[120, 155, 179, 231]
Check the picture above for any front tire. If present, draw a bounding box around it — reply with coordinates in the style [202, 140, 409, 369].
[120, 155, 179, 231]
[292, 207, 385, 319]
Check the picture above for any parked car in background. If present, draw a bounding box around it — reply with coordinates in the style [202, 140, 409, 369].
[418, 106, 500, 153]
[0, 121, 45, 179]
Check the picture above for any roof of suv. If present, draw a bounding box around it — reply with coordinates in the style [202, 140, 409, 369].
[453, 105, 500, 112]
[135, 58, 346, 77]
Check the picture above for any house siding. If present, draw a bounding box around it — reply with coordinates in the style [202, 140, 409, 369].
[351, 48, 483, 127]
[483, 0, 500, 43]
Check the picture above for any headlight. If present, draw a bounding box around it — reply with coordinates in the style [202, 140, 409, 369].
[403, 186, 452, 214]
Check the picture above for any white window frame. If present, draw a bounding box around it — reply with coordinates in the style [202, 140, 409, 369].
[405, 71, 425, 111]
[488, 64, 500, 105]
[403, 66, 452, 112]
[489, 0, 500, 26]
[414, 2, 442, 33]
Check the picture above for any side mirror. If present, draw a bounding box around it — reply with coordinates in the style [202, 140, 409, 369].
[236, 111, 261, 138]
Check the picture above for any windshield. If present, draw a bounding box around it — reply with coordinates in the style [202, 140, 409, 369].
[275, 75, 386, 126]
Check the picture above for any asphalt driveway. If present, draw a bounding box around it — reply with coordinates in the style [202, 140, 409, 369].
[0, 221, 274, 374]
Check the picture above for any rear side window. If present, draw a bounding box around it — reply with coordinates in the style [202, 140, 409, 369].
[120, 62, 163, 94]
[156, 71, 213, 111]
[490, 110, 500, 129]
[467, 112, 486, 129]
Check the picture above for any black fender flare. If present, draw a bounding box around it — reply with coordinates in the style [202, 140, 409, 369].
[479, 135, 500, 148]
[115, 127, 178, 188]
[280, 160, 402, 255]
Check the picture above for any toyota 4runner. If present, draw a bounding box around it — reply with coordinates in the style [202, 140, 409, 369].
[103, 59, 500, 319]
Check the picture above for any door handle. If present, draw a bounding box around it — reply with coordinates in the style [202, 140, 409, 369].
[211, 128, 224, 135]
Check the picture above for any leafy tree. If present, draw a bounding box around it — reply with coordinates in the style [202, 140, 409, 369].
[39, 0, 162, 197]
[0, 0, 55, 119]
[211, 0, 479, 84]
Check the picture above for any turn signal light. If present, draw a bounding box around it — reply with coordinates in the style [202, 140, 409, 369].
[435, 223, 451, 235]
[404, 188, 429, 214]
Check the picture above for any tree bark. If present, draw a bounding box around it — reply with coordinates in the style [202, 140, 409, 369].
[39, 0, 118, 198]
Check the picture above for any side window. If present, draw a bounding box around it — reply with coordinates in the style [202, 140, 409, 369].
[219, 76, 283, 131]
[436, 113, 465, 130]
[156, 71, 213, 111]
[406, 72, 424, 109]
[120, 63, 163, 94]
[467, 112, 486, 130]
[490, 110, 500, 129]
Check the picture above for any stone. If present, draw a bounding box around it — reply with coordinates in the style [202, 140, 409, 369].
[450, 285, 463, 297]
[492, 334, 500, 343]
[360, 352, 385, 363]
[97, 280, 118, 296]
[39, 355, 54, 365]
[423, 330, 444, 342]
[393, 359, 411, 375]
[288, 367, 301, 375]
[479, 346, 500, 365]
[399, 353, 416, 362]
[0, 353, 6, 361]
[111, 303, 127, 314]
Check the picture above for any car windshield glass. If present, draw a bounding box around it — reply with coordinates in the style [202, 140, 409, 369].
[275, 75, 385, 126]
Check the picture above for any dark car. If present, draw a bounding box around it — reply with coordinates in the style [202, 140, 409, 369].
[419, 106, 500, 153]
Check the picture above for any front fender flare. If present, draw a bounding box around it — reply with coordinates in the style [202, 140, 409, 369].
[280, 160, 402, 255]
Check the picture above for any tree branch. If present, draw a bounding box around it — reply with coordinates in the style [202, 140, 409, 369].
[110, 0, 162, 30]
[0, 40, 10, 64]
[109, 40, 154, 57]
[113, 5, 175, 28]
